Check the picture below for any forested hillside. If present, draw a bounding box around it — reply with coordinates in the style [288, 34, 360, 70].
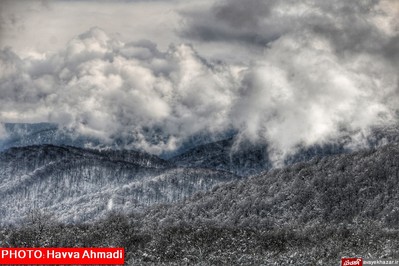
[153, 143, 399, 229]
[0, 145, 238, 224]
[3, 143, 399, 265]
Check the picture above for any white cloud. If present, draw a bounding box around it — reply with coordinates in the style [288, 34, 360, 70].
[0, 0, 185, 56]
[0, 27, 237, 153]
[233, 32, 397, 160]
[0, 0, 398, 162]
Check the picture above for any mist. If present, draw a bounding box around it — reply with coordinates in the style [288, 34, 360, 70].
[0, 0, 398, 161]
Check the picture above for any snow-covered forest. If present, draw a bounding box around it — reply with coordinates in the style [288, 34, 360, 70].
[1, 135, 399, 264]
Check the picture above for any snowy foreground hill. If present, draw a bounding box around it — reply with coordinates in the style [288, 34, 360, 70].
[2, 142, 399, 265]
[147, 143, 399, 229]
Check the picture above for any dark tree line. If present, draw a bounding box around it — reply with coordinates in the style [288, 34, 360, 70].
[1, 210, 398, 265]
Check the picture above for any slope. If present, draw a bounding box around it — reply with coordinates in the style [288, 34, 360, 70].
[146, 143, 399, 229]
[0, 145, 239, 224]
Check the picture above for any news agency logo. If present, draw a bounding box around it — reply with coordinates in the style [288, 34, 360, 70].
[342, 258, 363, 266]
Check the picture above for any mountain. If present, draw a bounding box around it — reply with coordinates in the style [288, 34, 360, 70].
[0, 145, 239, 224]
[0, 123, 236, 159]
[118, 142, 399, 264]
[5, 141, 399, 265]
[170, 138, 272, 176]
[170, 136, 351, 176]
[146, 142, 399, 229]
[2, 122, 399, 227]
[0, 122, 352, 177]
[0, 123, 104, 151]
[171, 125, 399, 176]
[3, 123, 399, 177]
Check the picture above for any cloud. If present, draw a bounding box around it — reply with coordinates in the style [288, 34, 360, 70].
[180, 0, 383, 45]
[179, 0, 280, 46]
[232, 32, 397, 160]
[179, 0, 397, 61]
[0, 0, 182, 56]
[178, 0, 399, 159]
[0, 0, 398, 162]
[0, 27, 237, 154]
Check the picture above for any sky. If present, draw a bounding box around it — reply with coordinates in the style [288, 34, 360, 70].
[0, 0, 398, 160]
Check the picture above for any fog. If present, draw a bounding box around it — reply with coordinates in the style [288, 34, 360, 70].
[0, 0, 398, 160]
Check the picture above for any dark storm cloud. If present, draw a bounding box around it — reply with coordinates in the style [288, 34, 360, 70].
[180, 0, 282, 46]
[180, 0, 387, 52]
[384, 35, 399, 66]
[213, 0, 273, 29]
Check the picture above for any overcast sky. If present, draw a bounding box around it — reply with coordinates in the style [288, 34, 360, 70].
[0, 0, 398, 160]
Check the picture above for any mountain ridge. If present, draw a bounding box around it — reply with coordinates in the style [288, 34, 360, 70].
[0, 144, 239, 224]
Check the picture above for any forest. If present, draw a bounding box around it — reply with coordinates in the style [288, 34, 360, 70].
[2, 143, 399, 265]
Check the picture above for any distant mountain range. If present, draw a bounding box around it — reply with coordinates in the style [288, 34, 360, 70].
[3, 122, 399, 176]
[0, 123, 236, 159]
[0, 123, 102, 151]
[1, 122, 399, 225]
